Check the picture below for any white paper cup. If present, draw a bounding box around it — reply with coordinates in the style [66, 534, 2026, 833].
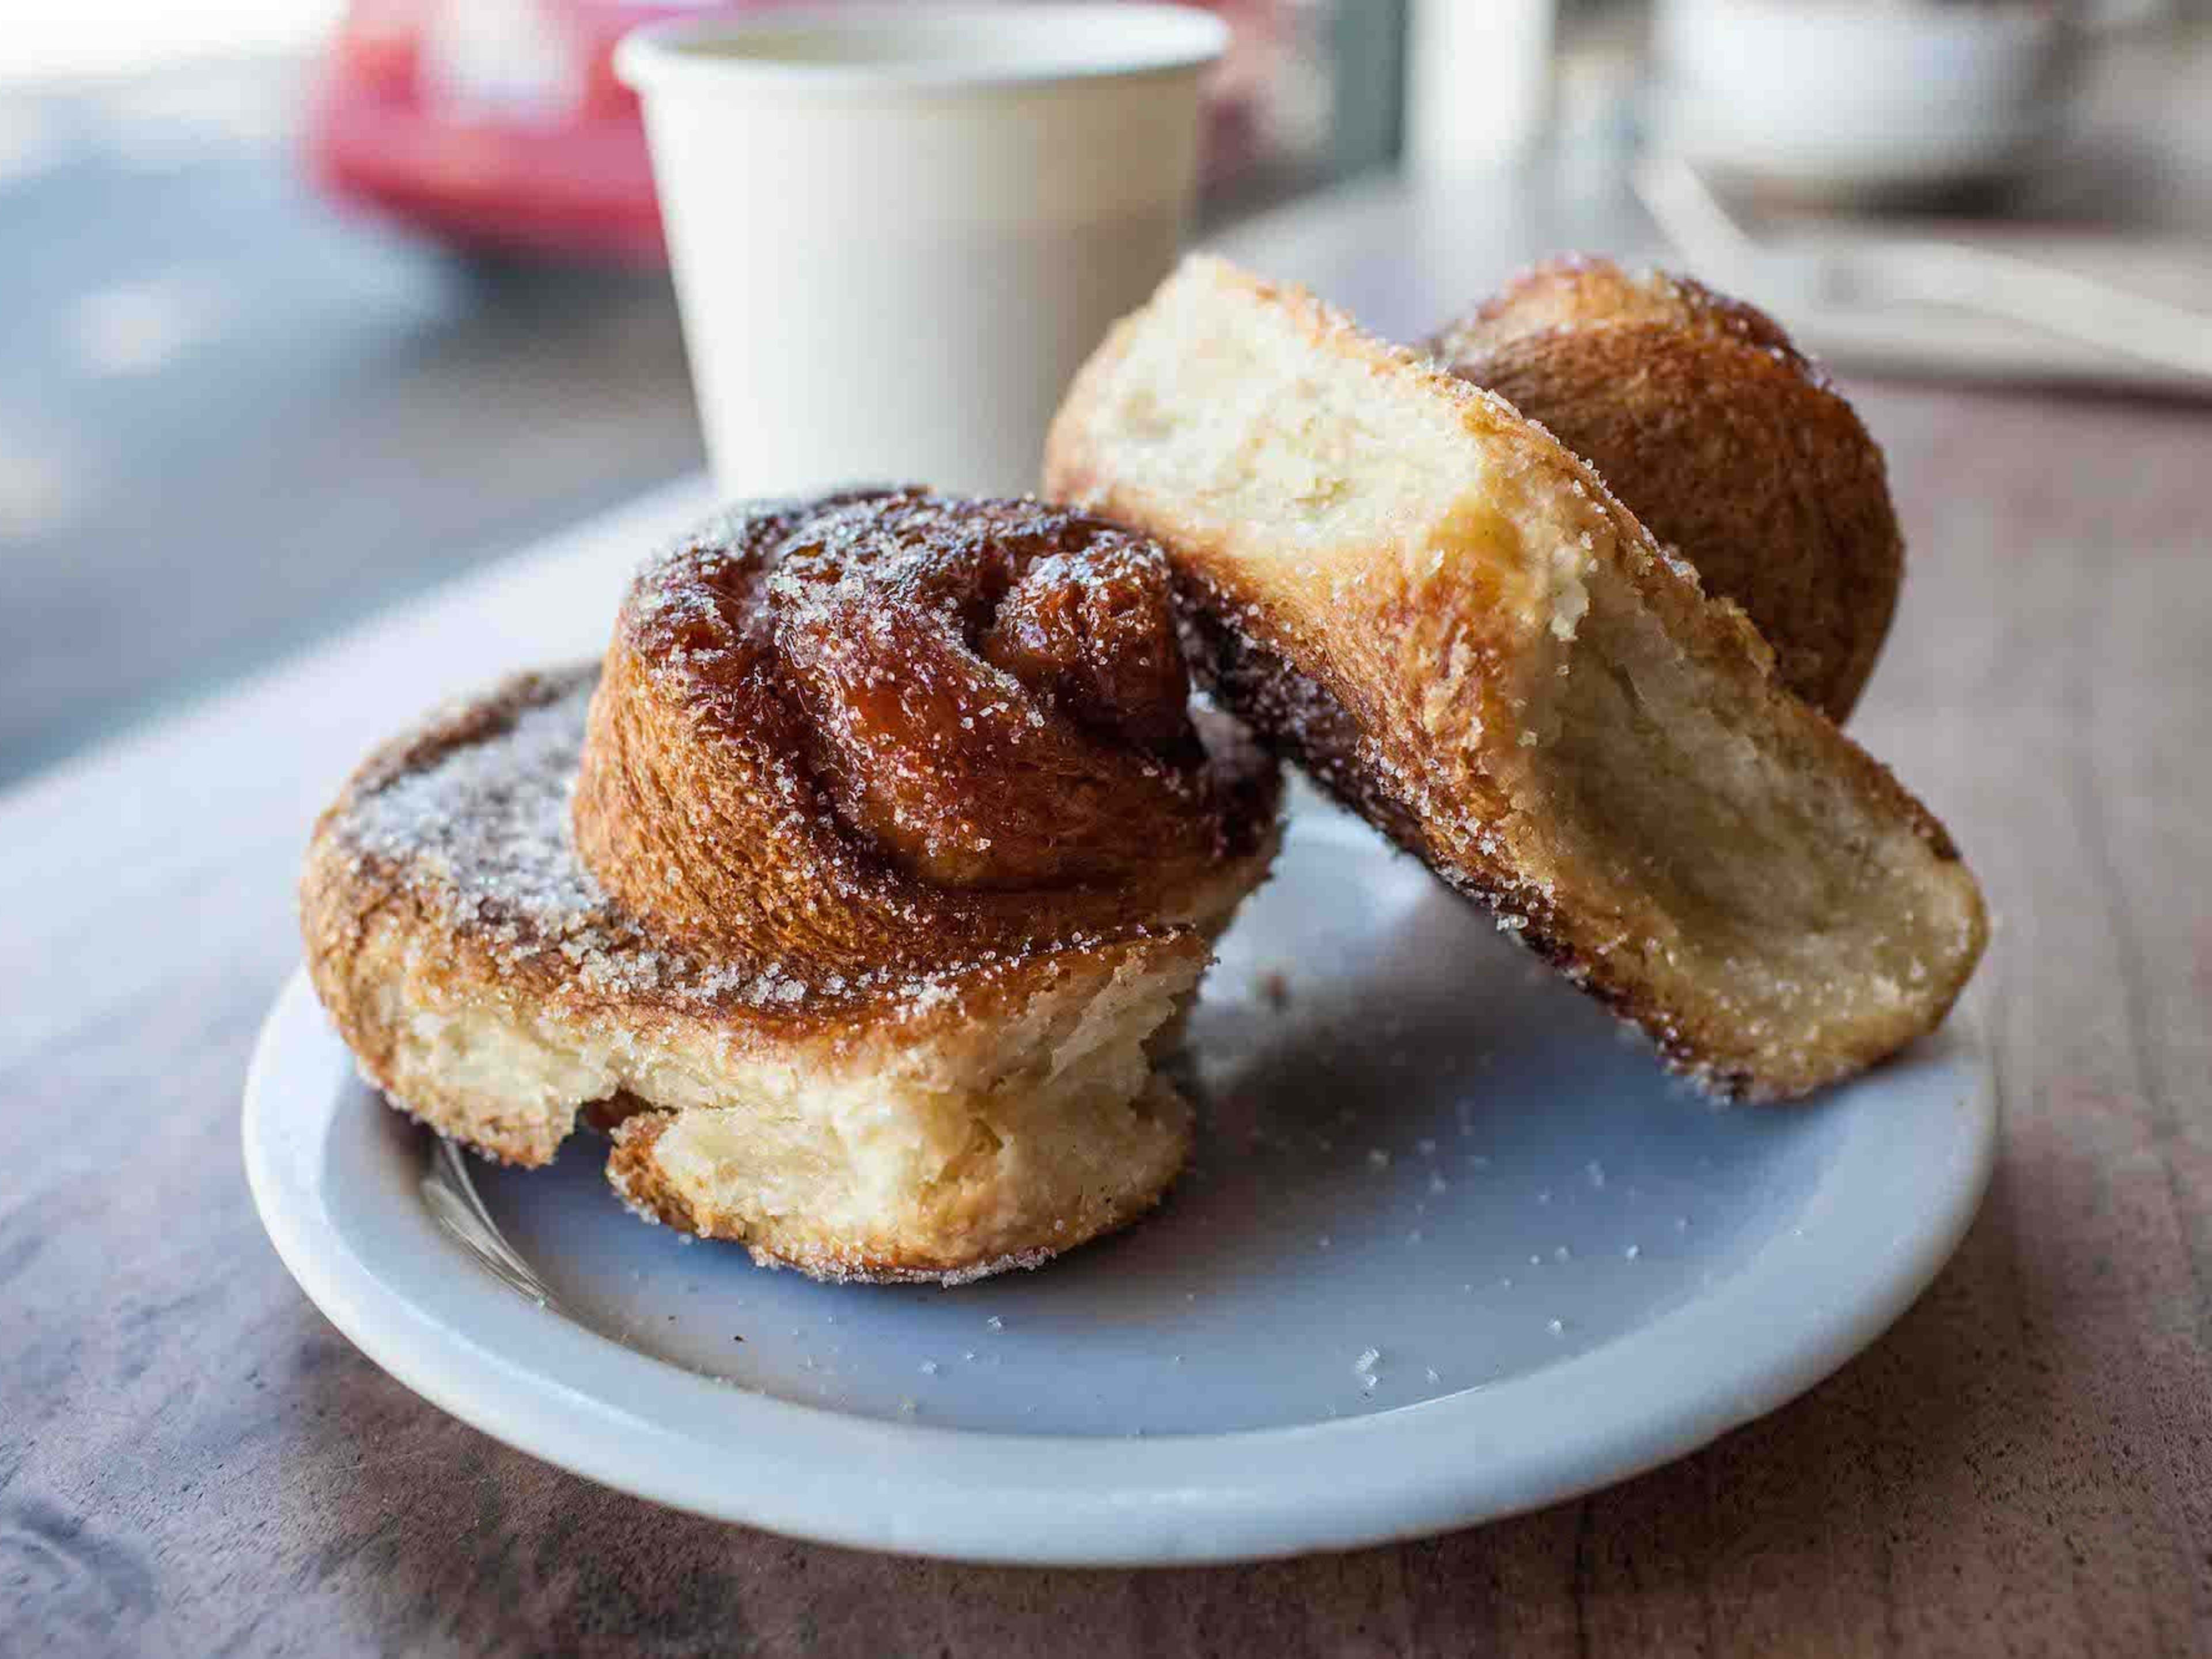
[617, 3, 1226, 499]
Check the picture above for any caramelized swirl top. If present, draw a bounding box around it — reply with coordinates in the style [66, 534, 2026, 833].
[573, 489, 1278, 972]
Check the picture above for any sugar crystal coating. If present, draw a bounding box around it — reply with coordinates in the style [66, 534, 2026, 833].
[329, 673, 1111, 1018]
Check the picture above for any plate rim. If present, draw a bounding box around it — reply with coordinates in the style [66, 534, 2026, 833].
[245, 967, 1994, 1566]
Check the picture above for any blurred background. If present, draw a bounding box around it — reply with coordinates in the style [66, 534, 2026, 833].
[6, 0, 2209, 787]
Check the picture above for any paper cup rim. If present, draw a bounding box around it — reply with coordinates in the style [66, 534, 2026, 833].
[616, 3, 1230, 99]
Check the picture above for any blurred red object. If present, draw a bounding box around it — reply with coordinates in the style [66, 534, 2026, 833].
[308, 1, 1272, 267]
[308, 0, 719, 264]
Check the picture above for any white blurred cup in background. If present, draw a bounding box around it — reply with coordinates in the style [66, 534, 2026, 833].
[617, 3, 1226, 501]
[1650, 0, 2083, 200]
[1404, 0, 1557, 177]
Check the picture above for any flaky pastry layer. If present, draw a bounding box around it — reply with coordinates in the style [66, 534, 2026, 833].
[300, 669, 1270, 1282]
[1046, 255, 1986, 1099]
[1431, 256, 1903, 722]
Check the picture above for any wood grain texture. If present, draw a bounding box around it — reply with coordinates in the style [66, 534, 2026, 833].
[6, 282, 2211, 1659]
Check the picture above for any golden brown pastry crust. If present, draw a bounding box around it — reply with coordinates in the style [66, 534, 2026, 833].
[1046, 255, 1985, 1100]
[573, 490, 1277, 972]
[600, 1081, 1191, 1286]
[299, 491, 1282, 1283]
[1430, 257, 1902, 722]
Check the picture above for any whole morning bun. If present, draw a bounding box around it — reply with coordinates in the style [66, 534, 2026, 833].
[300, 490, 1280, 1283]
[1430, 256, 1902, 722]
[1046, 256, 1984, 1101]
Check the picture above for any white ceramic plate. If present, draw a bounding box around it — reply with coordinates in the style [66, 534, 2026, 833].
[245, 802, 1993, 1566]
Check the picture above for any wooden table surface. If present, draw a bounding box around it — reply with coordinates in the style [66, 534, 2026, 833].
[6, 175, 2211, 1656]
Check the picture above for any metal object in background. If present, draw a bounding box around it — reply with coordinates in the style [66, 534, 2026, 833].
[1635, 156, 2212, 390]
